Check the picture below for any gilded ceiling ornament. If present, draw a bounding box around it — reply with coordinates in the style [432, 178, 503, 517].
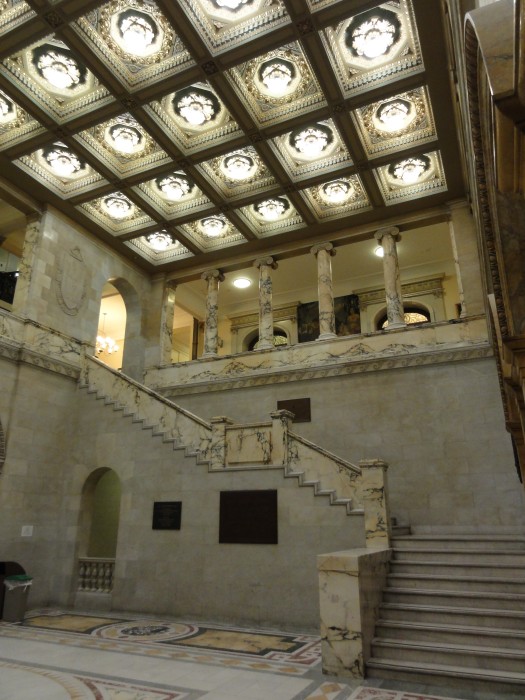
[154, 173, 195, 201]
[96, 115, 154, 158]
[245, 48, 309, 104]
[100, 0, 174, 64]
[32, 44, 86, 91]
[0, 90, 25, 129]
[346, 8, 401, 60]
[197, 215, 229, 237]
[388, 155, 431, 184]
[99, 193, 135, 219]
[253, 197, 290, 220]
[41, 143, 86, 179]
[289, 123, 334, 159]
[172, 86, 221, 127]
[145, 231, 177, 250]
[220, 150, 258, 181]
[319, 180, 354, 205]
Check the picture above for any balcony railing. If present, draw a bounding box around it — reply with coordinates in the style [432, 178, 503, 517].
[78, 557, 115, 593]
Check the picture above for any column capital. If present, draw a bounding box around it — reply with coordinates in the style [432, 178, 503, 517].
[374, 226, 400, 243]
[310, 241, 336, 257]
[254, 256, 278, 270]
[201, 269, 225, 282]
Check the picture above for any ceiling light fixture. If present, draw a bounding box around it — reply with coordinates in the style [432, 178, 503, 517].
[34, 47, 83, 90]
[103, 195, 133, 219]
[0, 92, 16, 124]
[212, 0, 253, 11]
[156, 174, 192, 201]
[117, 11, 158, 56]
[347, 9, 401, 60]
[173, 87, 220, 127]
[200, 216, 227, 237]
[376, 98, 413, 132]
[258, 59, 295, 96]
[374, 245, 384, 257]
[321, 180, 352, 204]
[96, 313, 119, 355]
[43, 143, 84, 178]
[290, 124, 333, 159]
[390, 156, 430, 184]
[109, 123, 143, 154]
[222, 152, 256, 181]
[254, 197, 289, 221]
[233, 277, 251, 288]
[146, 231, 175, 251]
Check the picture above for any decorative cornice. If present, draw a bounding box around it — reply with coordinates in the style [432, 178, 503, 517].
[356, 275, 445, 308]
[229, 304, 298, 330]
[159, 344, 493, 397]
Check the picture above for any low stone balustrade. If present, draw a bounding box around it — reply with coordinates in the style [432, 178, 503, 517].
[78, 558, 115, 593]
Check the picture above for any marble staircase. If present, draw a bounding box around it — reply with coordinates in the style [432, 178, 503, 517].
[367, 533, 525, 693]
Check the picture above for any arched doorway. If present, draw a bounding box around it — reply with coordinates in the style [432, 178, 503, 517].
[96, 282, 126, 370]
[77, 468, 121, 595]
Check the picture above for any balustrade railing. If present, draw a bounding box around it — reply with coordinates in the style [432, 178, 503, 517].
[78, 557, 115, 593]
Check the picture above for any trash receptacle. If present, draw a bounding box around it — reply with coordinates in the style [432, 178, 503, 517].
[2, 574, 32, 622]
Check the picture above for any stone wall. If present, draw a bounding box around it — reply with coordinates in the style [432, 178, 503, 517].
[172, 355, 525, 532]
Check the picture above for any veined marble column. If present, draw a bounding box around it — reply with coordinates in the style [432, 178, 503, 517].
[160, 282, 177, 365]
[374, 227, 405, 330]
[254, 257, 278, 350]
[201, 269, 224, 358]
[12, 216, 42, 318]
[311, 242, 337, 340]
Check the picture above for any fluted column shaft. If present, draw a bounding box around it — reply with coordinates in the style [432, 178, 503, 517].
[311, 242, 337, 340]
[201, 269, 224, 357]
[254, 257, 278, 350]
[375, 227, 405, 330]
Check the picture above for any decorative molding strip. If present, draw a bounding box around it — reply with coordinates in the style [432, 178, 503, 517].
[160, 343, 493, 397]
[229, 303, 299, 330]
[356, 275, 445, 308]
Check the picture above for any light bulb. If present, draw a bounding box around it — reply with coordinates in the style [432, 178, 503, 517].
[374, 245, 384, 258]
[233, 277, 251, 288]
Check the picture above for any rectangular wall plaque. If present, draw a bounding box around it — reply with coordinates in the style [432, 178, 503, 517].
[152, 501, 182, 530]
[219, 490, 278, 544]
[277, 398, 311, 423]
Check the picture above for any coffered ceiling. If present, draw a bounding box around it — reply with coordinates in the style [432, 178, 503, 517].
[0, 0, 464, 276]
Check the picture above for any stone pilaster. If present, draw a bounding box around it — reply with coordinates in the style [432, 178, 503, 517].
[448, 200, 485, 318]
[210, 416, 233, 469]
[201, 269, 224, 358]
[254, 256, 278, 350]
[311, 242, 337, 340]
[374, 227, 405, 330]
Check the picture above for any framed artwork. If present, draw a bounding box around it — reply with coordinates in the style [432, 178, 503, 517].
[297, 294, 360, 342]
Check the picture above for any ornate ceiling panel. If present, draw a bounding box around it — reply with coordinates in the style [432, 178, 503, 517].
[0, 0, 463, 274]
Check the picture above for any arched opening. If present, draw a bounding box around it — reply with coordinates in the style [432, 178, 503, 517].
[77, 468, 121, 595]
[96, 282, 126, 370]
[376, 304, 431, 330]
[246, 327, 289, 351]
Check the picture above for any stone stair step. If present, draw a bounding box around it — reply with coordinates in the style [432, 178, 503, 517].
[383, 586, 525, 611]
[379, 602, 525, 629]
[392, 547, 525, 565]
[366, 657, 525, 693]
[390, 559, 525, 577]
[371, 637, 525, 673]
[387, 572, 525, 593]
[374, 619, 525, 650]
[392, 535, 525, 550]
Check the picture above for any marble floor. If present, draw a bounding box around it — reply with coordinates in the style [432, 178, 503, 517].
[0, 609, 519, 700]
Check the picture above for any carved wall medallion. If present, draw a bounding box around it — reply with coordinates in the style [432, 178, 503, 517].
[55, 247, 89, 316]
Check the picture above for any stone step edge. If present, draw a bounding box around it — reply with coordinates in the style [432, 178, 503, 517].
[390, 559, 525, 570]
[392, 547, 525, 555]
[372, 637, 525, 659]
[380, 602, 525, 618]
[392, 535, 525, 543]
[366, 658, 525, 684]
[388, 572, 525, 584]
[375, 619, 525, 639]
[384, 586, 525, 601]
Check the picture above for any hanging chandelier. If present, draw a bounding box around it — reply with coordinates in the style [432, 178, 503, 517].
[96, 313, 119, 355]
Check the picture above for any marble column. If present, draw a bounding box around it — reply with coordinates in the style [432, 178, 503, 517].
[201, 269, 224, 358]
[160, 282, 177, 365]
[448, 201, 485, 318]
[374, 226, 405, 330]
[254, 256, 278, 350]
[311, 242, 337, 340]
[12, 215, 42, 318]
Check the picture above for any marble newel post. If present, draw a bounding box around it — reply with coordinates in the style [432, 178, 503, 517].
[374, 226, 405, 330]
[254, 256, 278, 350]
[201, 269, 224, 358]
[311, 242, 337, 340]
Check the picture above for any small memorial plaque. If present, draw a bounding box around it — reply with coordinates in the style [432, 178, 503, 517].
[219, 490, 278, 544]
[152, 501, 182, 530]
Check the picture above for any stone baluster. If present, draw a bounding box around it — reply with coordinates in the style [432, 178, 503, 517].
[254, 257, 278, 350]
[374, 227, 405, 329]
[311, 242, 337, 340]
[201, 269, 224, 358]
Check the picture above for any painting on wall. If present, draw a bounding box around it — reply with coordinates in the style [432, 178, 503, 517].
[297, 294, 360, 342]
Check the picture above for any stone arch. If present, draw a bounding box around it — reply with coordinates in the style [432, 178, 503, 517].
[374, 301, 432, 330]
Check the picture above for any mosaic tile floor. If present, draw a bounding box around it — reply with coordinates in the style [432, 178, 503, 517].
[0, 609, 514, 700]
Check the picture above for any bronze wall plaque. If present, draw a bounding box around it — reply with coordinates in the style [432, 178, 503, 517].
[219, 490, 277, 544]
[152, 501, 182, 530]
[277, 398, 311, 422]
